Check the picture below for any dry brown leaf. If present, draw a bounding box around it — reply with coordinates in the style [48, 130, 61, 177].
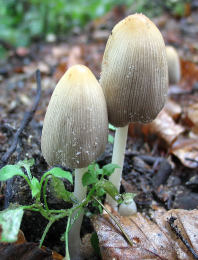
[0, 230, 63, 260]
[145, 110, 185, 147]
[93, 209, 198, 260]
[54, 45, 85, 81]
[164, 99, 182, 120]
[186, 103, 198, 134]
[16, 47, 30, 57]
[171, 138, 198, 168]
[180, 59, 198, 89]
[67, 45, 85, 68]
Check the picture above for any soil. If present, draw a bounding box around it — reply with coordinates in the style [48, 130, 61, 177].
[0, 6, 198, 259]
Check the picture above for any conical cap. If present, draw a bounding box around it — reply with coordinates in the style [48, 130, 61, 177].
[100, 14, 168, 127]
[41, 65, 108, 168]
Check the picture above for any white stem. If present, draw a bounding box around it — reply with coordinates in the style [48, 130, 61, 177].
[106, 125, 128, 209]
[68, 167, 88, 260]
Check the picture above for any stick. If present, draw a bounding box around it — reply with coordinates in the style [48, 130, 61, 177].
[167, 216, 198, 260]
[1, 70, 41, 209]
[0, 70, 41, 168]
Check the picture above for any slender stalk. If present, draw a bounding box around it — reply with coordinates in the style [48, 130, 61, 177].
[43, 176, 50, 212]
[64, 215, 71, 260]
[94, 197, 133, 247]
[106, 125, 128, 208]
[24, 166, 32, 181]
[68, 167, 88, 260]
[39, 219, 55, 248]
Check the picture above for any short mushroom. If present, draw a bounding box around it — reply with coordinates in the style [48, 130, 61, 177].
[100, 14, 168, 214]
[166, 45, 181, 84]
[41, 64, 108, 259]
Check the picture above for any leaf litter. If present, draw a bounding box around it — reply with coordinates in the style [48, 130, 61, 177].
[0, 3, 198, 259]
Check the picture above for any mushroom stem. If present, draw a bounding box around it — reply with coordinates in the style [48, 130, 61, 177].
[106, 125, 128, 209]
[68, 167, 88, 260]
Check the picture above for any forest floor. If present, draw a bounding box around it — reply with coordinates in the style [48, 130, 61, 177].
[0, 5, 198, 260]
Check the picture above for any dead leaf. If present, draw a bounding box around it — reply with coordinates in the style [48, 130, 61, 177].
[53, 62, 68, 81]
[67, 45, 84, 68]
[16, 47, 30, 57]
[92, 30, 109, 43]
[54, 45, 85, 81]
[186, 103, 198, 133]
[15, 230, 26, 245]
[0, 242, 53, 260]
[0, 230, 63, 260]
[93, 209, 198, 260]
[164, 99, 182, 120]
[180, 59, 198, 89]
[171, 138, 198, 168]
[51, 45, 69, 59]
[145, 110, 185, 147]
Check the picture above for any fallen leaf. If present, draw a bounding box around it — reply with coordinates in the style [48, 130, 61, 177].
[186, 103, 198, 133]
[93, 208, 198, 260]
[0, 242, 54, 260]
[171, 138, 198, 168]
[92, 30, 109, 43]
[67, 45, 85, 68]
[54, 45, 85, 81]
[164, 99, 182, 120]
[16, 47, 30, 57]
[0, 229, 63, 260]
[145, 110, 185, 147]
[180, 59, 198, 89]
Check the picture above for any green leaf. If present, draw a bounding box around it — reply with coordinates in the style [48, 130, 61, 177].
[108, 124, 116, 131]
[31, 177, 41, 198]
[122, 192, 136, 203]
[17, 158, 35, 168]
[108, 134, 114, 144]
[50, 176, 73, 202]
[46, 168, 73, 184]
[82, 171, 98, 186]
[17, 159, 34, 180]
[87, 163, 98, 173]
[96, 187, 105, 197]
[87, 163, 102, 175]
[0, 165, 25, 181]
[99, 180, 122, 203]
[102, 163, 120, 176]
[0, 208, 24, 242]
[91, 232, 101, 257]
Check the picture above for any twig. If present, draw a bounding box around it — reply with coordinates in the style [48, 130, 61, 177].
[0, 70, 41, 168]
[167, 216, 198, 260]
[1, 70, 41, 209]
[93, 197, 133, 247]
[185, 158, 198, 165]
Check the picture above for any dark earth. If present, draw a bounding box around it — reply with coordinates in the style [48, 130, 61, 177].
[0, 4, 198, 259]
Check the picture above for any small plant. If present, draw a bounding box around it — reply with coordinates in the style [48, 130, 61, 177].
[0, 158, 134, 259]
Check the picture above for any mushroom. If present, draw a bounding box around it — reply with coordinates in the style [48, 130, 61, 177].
[41, 64, 108, 259]
[100, 14, 168, 214]
[166, 45, 181, 84]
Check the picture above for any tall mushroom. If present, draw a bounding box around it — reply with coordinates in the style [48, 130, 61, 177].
[166, 45, 181, 84]
[100, 14, 168, 213]
[41, 64, 108, 259]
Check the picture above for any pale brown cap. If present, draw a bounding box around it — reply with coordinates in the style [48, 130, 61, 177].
[166, 46, 181, 84]
[41, 65, 108, 168]
[100, 14, 168, 127]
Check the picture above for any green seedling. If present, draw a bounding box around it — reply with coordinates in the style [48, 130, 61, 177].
[0, 158, 132, 259]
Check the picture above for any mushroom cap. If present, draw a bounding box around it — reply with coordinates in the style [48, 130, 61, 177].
[166, 46, 181, 84]
[100, 13, 168, 127]
[41, 65, 108, 168]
